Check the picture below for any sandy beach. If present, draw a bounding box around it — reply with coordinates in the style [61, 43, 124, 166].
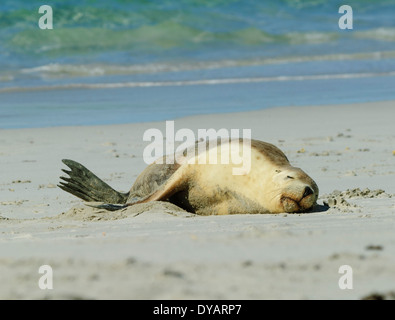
[0, 100, 394, 300]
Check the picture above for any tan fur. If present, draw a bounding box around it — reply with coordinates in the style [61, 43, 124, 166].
[125, 139, 319, 215]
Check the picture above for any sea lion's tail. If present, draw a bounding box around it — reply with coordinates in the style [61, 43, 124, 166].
[58, 159, 129, 204]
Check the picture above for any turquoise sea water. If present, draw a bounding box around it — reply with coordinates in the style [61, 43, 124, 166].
[1, 0, 395, 128]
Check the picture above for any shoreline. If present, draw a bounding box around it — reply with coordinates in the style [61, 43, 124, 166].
[2, 97, 395, 132]
[2, 73, 395, 130]
[1, 100, 394, 299]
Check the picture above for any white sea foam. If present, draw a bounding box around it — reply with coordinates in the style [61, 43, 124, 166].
[2, 70, 395, 94]
[15, 50, 395, 81]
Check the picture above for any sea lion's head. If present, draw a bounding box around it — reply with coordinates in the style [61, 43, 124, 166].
[272, 167, 319, 213]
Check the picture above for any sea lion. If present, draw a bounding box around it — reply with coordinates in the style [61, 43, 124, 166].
[58, 138, 319, 215]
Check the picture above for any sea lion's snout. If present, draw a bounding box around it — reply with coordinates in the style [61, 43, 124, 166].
[281, 196, 300, 213]
[281, 191, 314, 213]
[298, 184, 317, 210]
[280, 183, 318, 213]
[303, 186, 314, 198]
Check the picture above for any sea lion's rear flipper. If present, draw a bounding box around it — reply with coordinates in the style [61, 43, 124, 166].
[85, 202, 128, 211]
[58, 159, 129, 204]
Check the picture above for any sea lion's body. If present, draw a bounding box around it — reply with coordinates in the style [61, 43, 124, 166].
[59, 139, 319, 215]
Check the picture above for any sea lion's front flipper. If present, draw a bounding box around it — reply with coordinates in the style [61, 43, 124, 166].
[82, 167, 190, 211]
[127, 167, 189, 206]
[83, 183, 183, 211]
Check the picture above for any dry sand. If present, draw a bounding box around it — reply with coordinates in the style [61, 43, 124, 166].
[1, 101, 394, 299]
